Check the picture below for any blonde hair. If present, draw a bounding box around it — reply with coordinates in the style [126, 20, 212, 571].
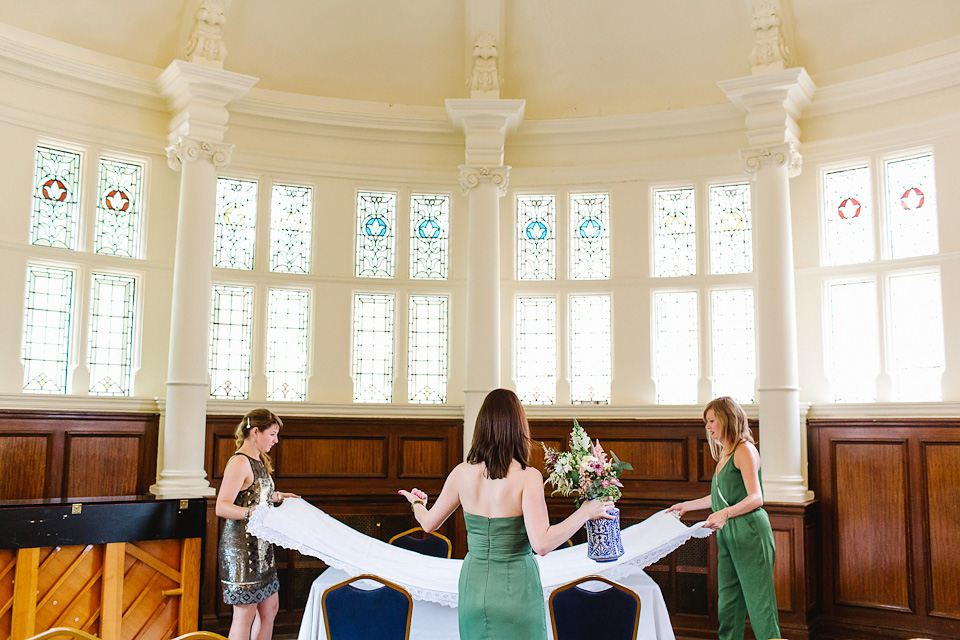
[234, 408, 283, 474]
[703, 396, 754, 461]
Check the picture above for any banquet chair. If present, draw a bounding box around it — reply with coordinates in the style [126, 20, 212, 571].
[322, 573, 413, 640]
[388, 526, 453, 558]
[548, 575, 641, 640]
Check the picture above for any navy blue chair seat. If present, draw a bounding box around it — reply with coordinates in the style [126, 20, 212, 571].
[322, 573, 412, 640]
[548, 575, 641, 640]
[388, 526, 452, 558]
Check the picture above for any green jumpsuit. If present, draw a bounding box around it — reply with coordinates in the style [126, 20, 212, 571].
[712, 447, 781, 640]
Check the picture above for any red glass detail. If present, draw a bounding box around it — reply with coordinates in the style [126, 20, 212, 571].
[900, 187, 924, 210]
[837, 197, 861, 219]
[105, 189, 130, 211]
[41, 178, 68, 201]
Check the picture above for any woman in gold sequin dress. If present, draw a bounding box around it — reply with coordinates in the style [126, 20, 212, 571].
[216, 409, 298, 640]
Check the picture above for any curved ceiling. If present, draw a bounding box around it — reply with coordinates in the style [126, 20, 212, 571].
[1, 0, 959, 120]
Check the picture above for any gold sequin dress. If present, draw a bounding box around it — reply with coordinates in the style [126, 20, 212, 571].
[218, 453, 280, 605]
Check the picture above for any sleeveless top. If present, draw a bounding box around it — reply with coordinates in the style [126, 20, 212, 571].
[458, 512, 547, 640]
[218, 452, 280, 605]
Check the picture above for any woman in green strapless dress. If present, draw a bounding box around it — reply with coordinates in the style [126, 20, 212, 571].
[400, 389, 614, 640]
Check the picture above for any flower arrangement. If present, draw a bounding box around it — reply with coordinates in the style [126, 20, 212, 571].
[542, 419, 633, 506]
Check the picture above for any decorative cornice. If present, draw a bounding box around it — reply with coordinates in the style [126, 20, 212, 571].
[741, 142, 802, 178]
[166, 136, 234, 170]
[458, 165, 510, 196]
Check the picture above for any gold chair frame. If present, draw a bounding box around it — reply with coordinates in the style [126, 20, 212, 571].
[387, 526, 453, 558]
[548, 574, 642, 640]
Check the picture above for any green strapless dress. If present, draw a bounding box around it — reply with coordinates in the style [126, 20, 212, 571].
[459, 512, 547, 640]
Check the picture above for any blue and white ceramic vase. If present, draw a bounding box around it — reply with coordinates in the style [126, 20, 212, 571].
[585, 505, 624, 562]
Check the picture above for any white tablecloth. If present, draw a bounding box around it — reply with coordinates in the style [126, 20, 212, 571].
[298, 568, 676, 640]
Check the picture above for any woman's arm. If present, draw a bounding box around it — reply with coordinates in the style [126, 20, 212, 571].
[215, 456, 254, 520]
[666, 495, 712, 517]
[703, 442, 764, 530]
[399, 464, 463, 533]
[521, 468, 613, 556]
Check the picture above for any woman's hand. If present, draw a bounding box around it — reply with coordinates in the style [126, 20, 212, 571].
[398, 488, 428, 506]
[580, 499, 615, 520]
[272, 491, 300, 504]
[704, 508, 730, 530]
[667, 502, 689, 517]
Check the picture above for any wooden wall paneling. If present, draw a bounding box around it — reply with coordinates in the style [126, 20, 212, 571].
[833, 440, 912, 611]
[923, 442, 960, 621]
[603, 438, 687, 481]
[0, 435, 50, 501]
[398, 438, 446, 478]
[773, 528, 794, 612]
[281, 436, 387, 477]
[65, 435, 142, 498]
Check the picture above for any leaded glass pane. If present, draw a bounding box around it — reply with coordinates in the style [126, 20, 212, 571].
[408, 295, 448, 403]
[270, 184, 312, 273]
[353, 293, 395, 402]
[654, 291, 698, 404]
[31, 146, 81, 249]
[88, 273, 136, 396]
[214, 178, 258, 270]
[95, 158, 144, 257]
[569, 295, 611, 404]
[267, 288, 309, 401]
[356, 191, 396, 278]
[885, 154, 938, 259]
[825, 280, 878, 402]
[22, 266, 74, 393]
[822, 166, 872, 266]
[517, 195, 556, 280]
[410, 194, 449, 280]
[570, 193, 610, 280]
[709, 183, 752, 274]
[711, 289, 755, 403]
[209, 285, 253, 399]
[889, 271, 944, 401]
[653, 188, 696, 277]
[516, 297, 556, 404]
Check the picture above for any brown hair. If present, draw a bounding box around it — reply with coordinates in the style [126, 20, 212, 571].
[703, 396, 754, 461]
[234, 408, 283, 474]
[466, 388, 530, 479]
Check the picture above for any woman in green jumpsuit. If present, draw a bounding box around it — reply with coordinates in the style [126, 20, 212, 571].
[668, 396, 781, 640]
[399, 388, 614, 640]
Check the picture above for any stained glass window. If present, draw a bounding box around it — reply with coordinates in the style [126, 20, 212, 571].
[410, 194, 449, 280]
[711, 289, 755, 403]
[88, 273, 136, 396]
[889, 271, 944, 401]
[353, 293, 395, 402]
[356, 191, 396, 278]
[822, 166, 872, 266]
[31, 146, 82, 249]
[654, 291, 699, 404]
[569, 295, 611, 404]
[825, 280, 878, 402]
[95, 158, 144, 257]
[517, 195, 556, 280]
[570, 193, 610, 280]
[515, 297, 556, 404]
[266, 288, 310, 401]
[653, 188, 696, 277]
[209, 284, 253, 399]
[22, 266, 74, 393]
[885, 154, 938, 259]
[270, 184, 312, 273]
[709, 183, 752, 274]
[214, 178, 258, 270]
[408, 295, 448, 403]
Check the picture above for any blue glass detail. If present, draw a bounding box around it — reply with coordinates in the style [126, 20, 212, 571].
[526, 220, 548, 240]
[417, 219, 441, 239]
[364, 216, 388, 237]
[579, 218, 602, 239]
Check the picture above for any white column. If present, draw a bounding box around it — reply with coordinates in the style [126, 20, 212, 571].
[447, 99, 524, 455]
[151, 61, 256, 497]
[720, 68, 815, 503]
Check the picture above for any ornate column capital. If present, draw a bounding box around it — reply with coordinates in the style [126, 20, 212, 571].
[459, 165, 510, 196]
[741, 142, 802, 178]
[166, 136, 234, 171]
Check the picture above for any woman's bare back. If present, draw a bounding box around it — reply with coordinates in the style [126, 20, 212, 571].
[456, 460, 530, 518]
